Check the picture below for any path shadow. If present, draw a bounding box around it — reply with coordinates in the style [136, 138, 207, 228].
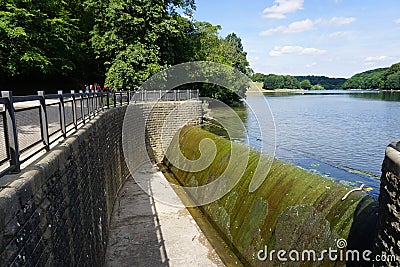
[105, 176, 169, 267]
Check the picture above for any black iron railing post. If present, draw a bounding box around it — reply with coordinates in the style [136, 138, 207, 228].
[1, 91, 20, 172]
[106, 91, 110, 109]
[113, 91, 117, 108]
[119, 91, 123, 106]
[99, 91, 103, 111]
[38, 91, 50, 151]
[71, 90, 78, 130]
[58, 90, 67, 137]
[92, 92, 96, 116]
[79, 90, 85, 124]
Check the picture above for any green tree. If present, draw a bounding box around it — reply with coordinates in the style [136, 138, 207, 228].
[300, 79, 312, 90]
[87, 0, 195, 89]
[185, 22, 252, 103]
[343, 68, 387, 89]
[385, 72, 400, 89]
[0, 0, 85, 78]
[252, 73, 266, 82]
[295, 75, 346, 89]
[284, 75, 300, 89]
[311, 84, 324, 90]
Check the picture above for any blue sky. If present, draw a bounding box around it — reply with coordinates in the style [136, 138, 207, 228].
[191, 0, 400, 78]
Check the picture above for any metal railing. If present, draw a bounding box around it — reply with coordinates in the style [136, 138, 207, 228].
[0, 89, 199, 178]
[131, 89, 199, 102]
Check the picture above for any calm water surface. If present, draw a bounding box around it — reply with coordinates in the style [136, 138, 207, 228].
[205, 90, 400, 197]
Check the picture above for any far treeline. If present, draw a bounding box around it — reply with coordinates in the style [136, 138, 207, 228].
[343, 63, 400, 90]
[252, 73, 346, 90]
[0, 0, 251, 104]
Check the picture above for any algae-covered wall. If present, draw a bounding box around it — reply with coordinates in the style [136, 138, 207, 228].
[164, 126, 378, 266]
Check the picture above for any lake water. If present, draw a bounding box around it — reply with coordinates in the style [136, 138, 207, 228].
[203, 90, 400, 198]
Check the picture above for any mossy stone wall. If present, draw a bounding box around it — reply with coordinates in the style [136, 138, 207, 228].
[164, 126, 378, 266]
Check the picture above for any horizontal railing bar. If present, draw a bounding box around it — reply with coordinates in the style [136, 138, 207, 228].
[19, 146, 46, 164]
[0, 98, 9, 105]
[0, 165, 16, 178]
[19, 140, 43, 154]
[44, 94, 63, 100]
[0, 157, 10, 166]
[13, 95, 41, 102]
[49, 129, 62, 136]
[45, 102, 60, 107]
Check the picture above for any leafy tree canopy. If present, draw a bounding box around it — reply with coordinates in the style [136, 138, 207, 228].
[1, 0, 252, 104]
[343, 63, 400, 90]
[252, 73, 345, 90]
[0, 0, 85, 77]
[300, 79, 312, 90]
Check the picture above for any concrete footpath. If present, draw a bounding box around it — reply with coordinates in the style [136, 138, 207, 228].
[105, 164, 224, 267]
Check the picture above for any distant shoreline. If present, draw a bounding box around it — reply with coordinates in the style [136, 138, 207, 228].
[247, 82, 400, 95]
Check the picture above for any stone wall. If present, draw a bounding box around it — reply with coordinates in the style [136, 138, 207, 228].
[0, 106, 129, 266]
[0, 99, 202, 267]
[145, 100, 202, 162]
[376, 141, 400, 265]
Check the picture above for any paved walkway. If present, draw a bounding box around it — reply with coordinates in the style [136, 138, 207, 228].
[105, 164, 224, 267]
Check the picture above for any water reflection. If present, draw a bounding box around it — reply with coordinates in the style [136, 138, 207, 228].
[349, 90, 400, 101]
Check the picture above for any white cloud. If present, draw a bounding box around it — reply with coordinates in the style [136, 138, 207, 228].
[365, 56, 388, 61]
[328, 31, 350, 38]
[284, 19, 315, 33]
[365, 56, 389, 62]
[260, 17, 356, 36]
[260, 26, 286, 36]
[328, 17, 356, 26]
[394, 18, 400, 24]
[306, 62, 317, 68]
[269, 46, 327, 57]
[364, 56, 391, 66]
[263, 0, 304, 19]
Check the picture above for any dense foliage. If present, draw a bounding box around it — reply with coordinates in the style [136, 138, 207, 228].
[252, 73, 330, 90]
[179, 23, 252, 104]
[343, 63, 400, 90]
[294, 76, 346, 90]
[0, 0, 251, 103]
[0, 0, 96, 93]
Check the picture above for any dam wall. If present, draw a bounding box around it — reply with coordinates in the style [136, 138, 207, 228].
[164, 126, 379, 266]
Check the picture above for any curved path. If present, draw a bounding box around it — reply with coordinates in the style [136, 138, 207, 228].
[105, 163, 224, 266]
